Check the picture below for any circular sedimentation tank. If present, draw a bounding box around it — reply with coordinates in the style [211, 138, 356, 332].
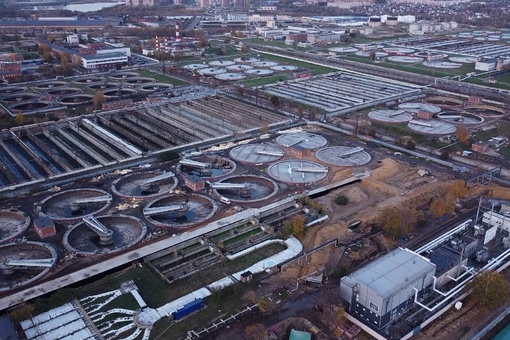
[108, 72, 139, 79]
[465, 104, 506, 116]
[103, 88, 137, 98]
[33, 81, 67, 90]
[328, 47, 359, 53]
[38, 188, 112, 222]
[316, 146, 372, 167]
[213, 175, 279, 202]
[368, 109, 413, 124]
[422, 61, 462, 69]
[139, 83, 174, 92]
[355, 51, 388, 58]
[10, 101, 51, 111]
[63, 214, 147, 256]
[245, 68, 274, 76]
[47, 87, 81, 96]
[178, 156, 236, 179]
[0, 86, 26, 96]
[383, 47, 415, 54]
[276, 132, 328, 150]
[143, 194, 217, 228]
[407, 119, 457, 135]
[387, 56, 424, 63]
[73, 76, 104, 84]
[0, 209, 30, 244]
[268, 160, 328, 184]
[2, 93, 39, 103]
[0, 242, 57, 292]
[197, 67, 226, 76]
[398, 102, 441, 114]
[437, 112, 484, 125]
[58, 94, 94, 105]
[124, 77, 155, 84]
[425, 96, 464, 106]
[209, 60, 236, 67]
[234, 57, 260, 63]
[271, 65, 299, 71]
[215, 73, 246, 81]
[251, 61, 278, 67]
[230, 143, 284, 164]
[88, 82, 119, 90]
[111, 171, 178, 199]
[226, 64, 253, 71]
[183, 64, 209, 70]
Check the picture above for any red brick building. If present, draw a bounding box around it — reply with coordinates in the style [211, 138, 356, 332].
[0, 62, 21, 79]
[184, 174, 205, 191]
[34, 216, 56, 239]
[471, 141, 490, 153]
[416, 111, 434, 120]
[289, 145, 312, 158]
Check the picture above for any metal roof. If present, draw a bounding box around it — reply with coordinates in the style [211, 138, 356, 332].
[347, 247, 436, 299]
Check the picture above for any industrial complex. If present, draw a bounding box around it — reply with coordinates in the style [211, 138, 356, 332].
[0, 2, 510, 340]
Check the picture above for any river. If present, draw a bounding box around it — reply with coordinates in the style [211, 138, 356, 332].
[33, 1, 125, 12]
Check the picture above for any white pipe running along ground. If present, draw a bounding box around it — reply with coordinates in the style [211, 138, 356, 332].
[415, 219, 472, 254]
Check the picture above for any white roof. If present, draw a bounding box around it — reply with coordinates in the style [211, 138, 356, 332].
[348, 247, 436, 299]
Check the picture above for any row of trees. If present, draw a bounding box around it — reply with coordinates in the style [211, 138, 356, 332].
[379, 180, 468, 239]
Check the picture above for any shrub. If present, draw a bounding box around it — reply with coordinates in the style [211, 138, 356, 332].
[335, 195, 349, 206]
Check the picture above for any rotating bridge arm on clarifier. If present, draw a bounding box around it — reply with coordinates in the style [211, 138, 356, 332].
[6, 258, 55, 268]
[179, 159, 211, 168]
[143, 204, 188, 216]
[255, 150, 284, 157]
[209, 183, 250, 189]
[82, 215, 113, 238]
[338, 147, 364, 158]
[293, 168, 328, 173]
[284, 138, 304, 148]
[409, 120, 432, 127]
[141, 172, 175, 185]
[73, 195, 112, 205]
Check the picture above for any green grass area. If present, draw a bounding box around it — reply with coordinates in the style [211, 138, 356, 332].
[137, 69, 188, 86]
[370, 121, 444, 149]
[156, 242, 286, 302]
[31, 266, 169, 315]
[473, 120, 510, 141]
[223, 228, 262, 246]
[31, 240, 286, 319]
[241, 74, 291, 87]
[150, 279, 259, 340]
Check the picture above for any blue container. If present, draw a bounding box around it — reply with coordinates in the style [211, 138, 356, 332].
[172, 299, 204, 320]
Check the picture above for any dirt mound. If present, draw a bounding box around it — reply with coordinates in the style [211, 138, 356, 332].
[343, 187, 368, 204]
[371, 158, 400, 181]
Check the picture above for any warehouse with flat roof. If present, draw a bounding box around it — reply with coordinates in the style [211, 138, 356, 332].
[339, 247, 436, 329]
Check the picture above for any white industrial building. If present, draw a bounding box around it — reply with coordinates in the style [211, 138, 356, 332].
[340, 247, 436, 329]
[80, 53, 128, 70]
[475, 59, 497, 72]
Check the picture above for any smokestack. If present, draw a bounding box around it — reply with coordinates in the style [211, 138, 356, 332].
[175, 21, 181, 42]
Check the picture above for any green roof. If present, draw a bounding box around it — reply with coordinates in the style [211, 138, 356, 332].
[289, 329, 311, 340]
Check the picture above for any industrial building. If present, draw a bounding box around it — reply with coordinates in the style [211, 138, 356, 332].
[339, 248, 436, 329]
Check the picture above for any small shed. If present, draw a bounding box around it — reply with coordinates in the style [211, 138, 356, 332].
[240, 271, 253, 283]
[34, 216, 56, 239]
